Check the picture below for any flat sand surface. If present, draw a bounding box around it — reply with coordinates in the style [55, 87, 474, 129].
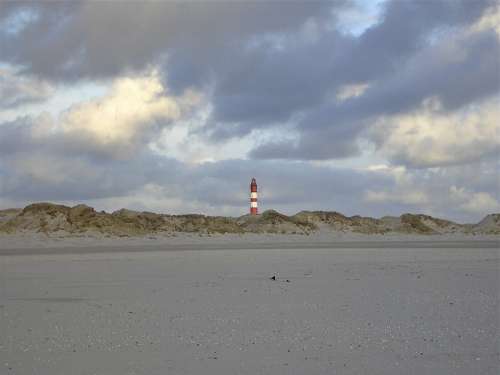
[1, 241, 499, 374]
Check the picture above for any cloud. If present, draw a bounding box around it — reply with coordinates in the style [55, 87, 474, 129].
[363, 165, 429, 206]
[360, 162, 500, 221]
[471, 2, 500, 36]
[2, 1, 497, 166]
[370, 97, 500, 168]
[336, 83, 370, 102]
[58, 70, 201, 158]
[1, 120, 498, 222]
[0, 143, 389, 216]
[0, 66, 53, 109]
[0, 1, 334, 81]
[249, 126, 363, 160]
[449, 186, 500, 214]
[247, 2, 499, 160]
[364, 190, 428, 205]
[0, 70, 201, 160]
[193, 0, 493, 133]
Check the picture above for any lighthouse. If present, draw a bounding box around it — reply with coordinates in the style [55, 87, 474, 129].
[250, 178, 258, 215]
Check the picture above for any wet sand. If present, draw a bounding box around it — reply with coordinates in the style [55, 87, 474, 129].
[1, 241, 498, 374]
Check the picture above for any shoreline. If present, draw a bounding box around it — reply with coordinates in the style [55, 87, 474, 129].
[1, 232, 498, 254]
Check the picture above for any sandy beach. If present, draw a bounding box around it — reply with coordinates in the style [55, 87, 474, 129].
[1, 239, 498, 375]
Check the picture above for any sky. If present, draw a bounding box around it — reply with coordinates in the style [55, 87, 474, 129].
[0, 0, 499, 223]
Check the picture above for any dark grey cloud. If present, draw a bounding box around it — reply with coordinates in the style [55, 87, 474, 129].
[0, 1, 335, 81]
[0, 117, 32, 154]
[338, 0, 492, 82]
[249, 19, 499, 160]
[249, 125, 363, 160]
[188, 0, 495, 142]
[0, 68, 52, 109]
[339, 30, 500, 119]
[0, 116, 122, 162]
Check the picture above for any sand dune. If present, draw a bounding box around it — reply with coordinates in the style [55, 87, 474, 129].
[1, 203, 499, 239]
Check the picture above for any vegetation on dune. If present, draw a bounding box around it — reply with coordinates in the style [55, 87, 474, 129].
[0, 203, 498, 237]
[399, 214, 436, 234]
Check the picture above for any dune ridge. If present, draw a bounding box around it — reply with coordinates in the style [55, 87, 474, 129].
[0, 203, 498, 237]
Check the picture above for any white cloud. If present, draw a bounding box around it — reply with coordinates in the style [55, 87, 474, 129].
[151, 104, 257, 164]
[7, 69, 204, 160]
[56, 70, 201, 157]
[471, 4, 500, 37]
[336, 0, 384, 37]
[363, 165, 429, 206]
[154, 112, 300, 164]
[371, 97, 500, 167]
[359, 161, 500, 221]
[336, 82, 370, 102]
[364, 190, 428, 205]
[449, 185, 500, 214]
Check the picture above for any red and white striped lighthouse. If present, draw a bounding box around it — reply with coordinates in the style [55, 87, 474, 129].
[250, 178, 258, 215]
